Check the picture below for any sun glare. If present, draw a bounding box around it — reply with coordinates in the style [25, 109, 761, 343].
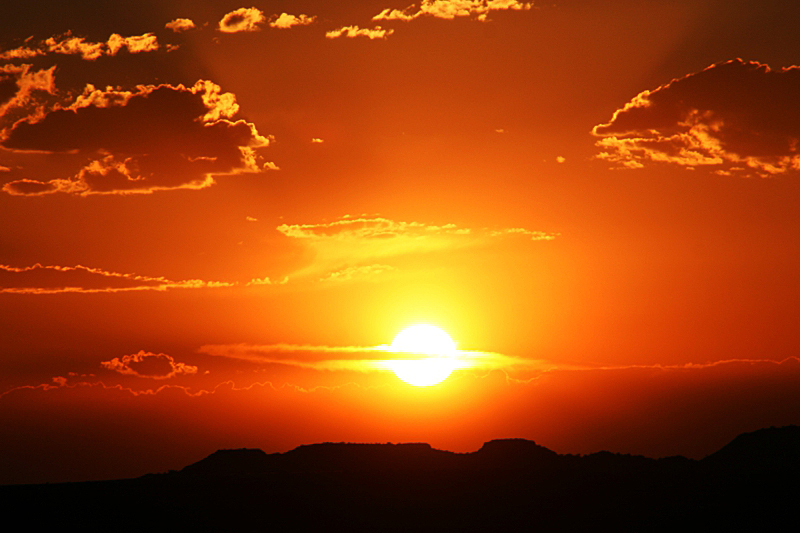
[386, 325, 459, 386]
[390, 324, 457, 355]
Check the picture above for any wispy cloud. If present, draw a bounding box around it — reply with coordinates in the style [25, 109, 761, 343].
[319, 264, 396, 282]
[0, 263, 234, 294]
[0, 31, 161, 61]
[276, 215, 557, 280]
[198, 342, 536, 373]
[325, 26, 395, 40]
[373, 0, 532, 22]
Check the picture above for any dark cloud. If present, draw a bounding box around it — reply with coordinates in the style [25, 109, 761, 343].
[0, 77, 18, 104]
[0, 64, 57, 130]
[593, 59, 800, 176]
[1, 81, 272, 195]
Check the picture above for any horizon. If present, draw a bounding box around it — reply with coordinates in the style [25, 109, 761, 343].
[6, 423, 799, 487]
[3, 0, 800, 486]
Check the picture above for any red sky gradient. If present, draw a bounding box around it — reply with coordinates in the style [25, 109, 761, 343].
[3, 0, 800, 484]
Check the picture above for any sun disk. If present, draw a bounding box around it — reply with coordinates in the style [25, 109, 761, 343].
[387, 325, 459, 386]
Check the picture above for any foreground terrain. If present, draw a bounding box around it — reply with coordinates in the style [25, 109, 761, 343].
[3, 426, 798, 531]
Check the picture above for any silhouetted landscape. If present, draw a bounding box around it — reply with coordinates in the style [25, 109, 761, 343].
[3, 426, 798, 531]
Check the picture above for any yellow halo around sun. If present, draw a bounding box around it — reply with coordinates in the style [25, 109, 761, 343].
[385, 324, 459, 386]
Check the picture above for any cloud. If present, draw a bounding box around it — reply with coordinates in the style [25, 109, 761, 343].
[43, 35, 106, 60]
[276, 215, 557, 280]
[277, 216, 555, 241]
[325, 26, 394, 40]
[320, 264, 396, 282]
[0, 263, 235, 294]
[373, 0, 533, 22]
[219, 7, 266, 33]
[593, 59, 800, 177]
[1, 80, 271, 195]
[0, 44, 40, 60]
[165, 18, 196, 32]
[0, 64, 57, 129]
[101, 351, 198, 380]
[277, 217, 469, 240]
[198, 342, 532, 373]
[0, 263, 296, 293]
[311, 137, 324, 143]
[0, 32, 161, 61]
[106, 33, 159, 55]
[269, 13, 316, 29]
[245, 275, 287, 286]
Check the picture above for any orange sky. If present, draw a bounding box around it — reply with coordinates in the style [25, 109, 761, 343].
[2, 0, 800, 484]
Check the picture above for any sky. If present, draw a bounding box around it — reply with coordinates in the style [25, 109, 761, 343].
[2, 0, 800, 484]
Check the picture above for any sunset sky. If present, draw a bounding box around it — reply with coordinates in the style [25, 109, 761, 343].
[3, 0, 800, 484]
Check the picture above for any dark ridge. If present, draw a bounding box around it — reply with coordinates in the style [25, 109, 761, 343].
[179, 448, 272, 477]
[3, 426, 799, 531]
[702, 425, 800, 470]
[476, 437, 559, 457]
[472, 438, 562, 469]
[281, 442, 446, 472]
[177, 427, 800, 478]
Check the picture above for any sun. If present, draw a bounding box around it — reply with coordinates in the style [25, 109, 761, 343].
[390, 324, 457, 355]
[385, 325, 459, 386]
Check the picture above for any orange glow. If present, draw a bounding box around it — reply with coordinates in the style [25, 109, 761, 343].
[1, 1, 800, 486]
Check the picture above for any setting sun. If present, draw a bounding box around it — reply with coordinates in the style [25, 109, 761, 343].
[385, 325, 459, 386]
[390, 324, 457, 355]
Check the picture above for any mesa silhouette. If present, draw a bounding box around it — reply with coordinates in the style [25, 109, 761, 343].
[3, 426, 798, 532]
